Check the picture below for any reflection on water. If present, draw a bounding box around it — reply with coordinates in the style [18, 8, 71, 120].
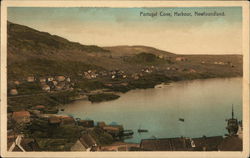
[59, 77, 242, 143]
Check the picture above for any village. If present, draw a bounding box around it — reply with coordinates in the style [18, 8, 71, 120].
[6, 56, 242, 152]
[8, 56, 235, 98]
[7, 105, 243, 151]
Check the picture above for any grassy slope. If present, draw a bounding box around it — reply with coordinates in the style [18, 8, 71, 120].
[7, 21, 242, 80]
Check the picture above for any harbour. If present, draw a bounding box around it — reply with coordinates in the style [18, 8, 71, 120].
[59, 77, 242, 143]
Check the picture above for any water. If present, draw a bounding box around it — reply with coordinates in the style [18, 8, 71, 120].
[59, 77, 242, 143]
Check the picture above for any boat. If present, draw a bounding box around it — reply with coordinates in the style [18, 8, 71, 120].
[122, 130, 134, 136]
[137, 125, 148, 133]
[138, 129, 148, 133]
[179, 118, 185, 122]
[226, 105, 239, 136]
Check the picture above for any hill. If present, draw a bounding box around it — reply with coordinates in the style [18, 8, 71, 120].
[104, 45, 176, 57]
[7, 21, 242, 81]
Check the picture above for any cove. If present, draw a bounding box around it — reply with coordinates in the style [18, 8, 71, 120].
[59, 77, 242, 143]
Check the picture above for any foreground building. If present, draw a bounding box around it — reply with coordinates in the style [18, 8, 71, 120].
[140, 137, 193, 151]
[12, 111, 31, 124]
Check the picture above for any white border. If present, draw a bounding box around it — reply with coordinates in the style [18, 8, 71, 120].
[1, 1, 249, 158]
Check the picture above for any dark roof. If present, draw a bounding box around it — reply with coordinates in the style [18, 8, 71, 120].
[60, 116, 75, 125]
[20, 138, 40, 151]
[218, 136, 242, 151]
[140, 137, 192, 151]
[192, 136, 223, 151]
[129, 147, 149, 151]
[80, 134, 97, 148]
[49, 116, 61, 124]
[171, 138, 192, 151]
[78, 120, 94, 127]
[12, 111, 30, 118]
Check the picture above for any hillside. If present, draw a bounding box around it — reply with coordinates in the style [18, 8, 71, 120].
[104, 45, 176, 57]
[7, 21, 242, 81]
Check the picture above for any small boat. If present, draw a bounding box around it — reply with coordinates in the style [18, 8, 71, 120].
[179, 118, 185, 122]
[137, 125, 148, 133]
[138, 129, 148, 133]
[122, 130, 134, 136]
[60, 109, 65, 111]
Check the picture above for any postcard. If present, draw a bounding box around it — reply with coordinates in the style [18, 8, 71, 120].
[0, 1, 249, 158]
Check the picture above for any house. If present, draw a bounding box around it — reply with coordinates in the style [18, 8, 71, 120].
[140, 137, 192, 151]
[218, 136, 242, 151]
[27, 76, 35, 82]
[20, 138, 40, 151]
[60, 116, 75, 126]
[64, 84, 71, 90]
[192, 136, 223, 151]
[214, 61, 225, 65]
[29, 110, 41, 116]
[103, 125, 123, 137]
[140, 138, 172, 151]
[104, 83, 113, 87]
[170, 137, 192, 151]
[66, 77, 71, 82]
[35, 105, 45, 111]
[39, 78, 46, 83]
[12, 111, 31, 123]
[145, 69, 151, 73]
[42, 85, 50, 92]
[71, 140, 87, 151]
[175, 57, 187, 61]
[131, 73, 139, 80]
[100, 71, 108, 77]
[189, 69, 196, 73]
[171, 67, 178, 71]
[47, 77, 54, 82]
[58, 82, 66, 87]
[9, 89, 18, 95]
[55, 83, 65, 91]
[97, 122, 106, 128]
[47, 81, 55, 89]
[158, 55, 164, 59]
[84, 72, 91, 79]
[14, 81, 20, 85]
[52, 81, 58, 86]
[121, 82, 128, 86]
[91, 74, 97, 78]
[49, 116, 61, 125]
[79, 134, 98, 150]
[38, 114, 58, 119]
[78, 120, 94, 128]
[55, 76, 66, 82]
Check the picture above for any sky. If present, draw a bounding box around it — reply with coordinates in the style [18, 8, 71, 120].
[8, 7, 242, 54]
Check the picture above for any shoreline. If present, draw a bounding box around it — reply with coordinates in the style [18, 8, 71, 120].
[68, 76, 242, 104]
[57, 76, 242, 145]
